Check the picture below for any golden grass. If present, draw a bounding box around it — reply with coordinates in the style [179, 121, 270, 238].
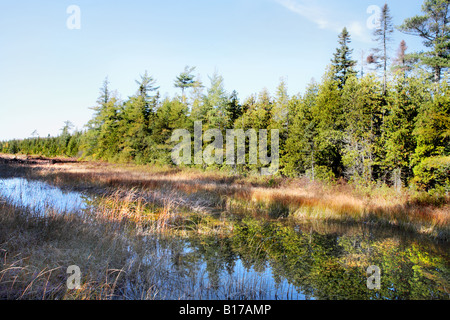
[0, 195, 267, 300]
[1, 153, 449, 240]
[242, 186, 449, 239]
[0, 201, 129, 299]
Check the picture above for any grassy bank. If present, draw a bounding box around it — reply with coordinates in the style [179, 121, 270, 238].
[1, 154, 448, 241]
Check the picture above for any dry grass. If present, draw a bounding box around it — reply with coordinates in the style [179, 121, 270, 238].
[0, 170, 241, 299]
[0, 197, 276, 300]
[0, 201, 130, 299]
[1, 153, 449, 241]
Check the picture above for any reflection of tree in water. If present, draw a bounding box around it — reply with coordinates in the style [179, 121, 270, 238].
[232, 220, 449, 300]
[151, 220, 449, 300]
[189, 237, 238, 290]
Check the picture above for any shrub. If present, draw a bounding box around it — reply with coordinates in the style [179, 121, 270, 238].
[412, 156, 450, 192]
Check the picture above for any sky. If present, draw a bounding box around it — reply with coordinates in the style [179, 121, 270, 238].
[0, 0, 426, 140]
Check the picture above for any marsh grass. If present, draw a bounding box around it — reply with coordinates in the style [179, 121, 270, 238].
[222, 185, 449, 240]
[1, 154, 448, 240]
[0, 202, 129, 299]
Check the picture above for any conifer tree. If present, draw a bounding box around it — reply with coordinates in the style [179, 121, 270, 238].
[135, 71, 160, 118]
[271, 79, 289, 133]
[119, 72, 160, 163]
[399, 0, 450, 82]
[151, 97, 191, 164]
[392, 40, 414, 75]
[311, 67, 345, 176]
[225, 90, 242, 129]
[372, 3, 394, 94]
[411, 77, 450, 190]
[341, 75, 383, 183]
[282, 81, 318, 177]
[203, 70, 229, 131]
[83, 78, 114, 158]
[380, 73, 425, 188]
[331, 28, 357, 89]
[174, 66, 198, 100]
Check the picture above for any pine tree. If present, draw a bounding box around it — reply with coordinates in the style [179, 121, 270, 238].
[271, 79, 289, 133]
[96, 97, 122, 161]
[311, 67, 345, 177]
[398, 0, 450, 82]
[225, 90, 242, 129]
[331, 28, 357, 89]
[83, 78, 113, 158]
[174, 66, 198, 101]
[254, 88, 273, 130]
[59, 120, 74, 152]
[282, 81, 318, 177]
[372, 3, 394, 94]
[341, 75, 383, 184]
[392, 40, 414, 75]
[97, 77, 111, 105]
[380, 73, 428, 188]
[412, 77, 450, 190]
[135, 71, 159, 111]
[203, 70, 229, 131]
[151, 97, 191, 164]
[119, 72, 160, 163]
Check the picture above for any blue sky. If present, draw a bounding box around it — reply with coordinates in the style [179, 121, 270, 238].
[0, 0, 425, 140]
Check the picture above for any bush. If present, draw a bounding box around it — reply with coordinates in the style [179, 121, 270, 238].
[412, 156, 450, 192]
[305, 165, 335, 184]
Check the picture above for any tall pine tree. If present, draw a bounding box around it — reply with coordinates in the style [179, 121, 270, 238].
[331, 27, 357, 89]
[372, 3, 394, 94]
[399, 0, 450, 82]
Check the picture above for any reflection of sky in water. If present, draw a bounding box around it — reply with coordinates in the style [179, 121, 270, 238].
[152, 240, 308, 300]
[0, 178, 89, 215]
[224, 259, 307, 300]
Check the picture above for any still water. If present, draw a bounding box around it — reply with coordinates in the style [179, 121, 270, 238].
[0, 177, 449, 300]
[0, 178, 88, 215]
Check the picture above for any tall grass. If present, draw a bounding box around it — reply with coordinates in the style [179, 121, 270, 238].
[2, 154, 448, 240]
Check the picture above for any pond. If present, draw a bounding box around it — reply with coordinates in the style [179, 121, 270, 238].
[0, 177, 449, 300]
[0, 178, 89, 215]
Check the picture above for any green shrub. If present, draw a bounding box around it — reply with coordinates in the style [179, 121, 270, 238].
[412, 156, 450, 192]
[306, 165, 335, 184]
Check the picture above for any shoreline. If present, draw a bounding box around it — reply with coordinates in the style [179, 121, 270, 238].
[0, 153, 448, 242]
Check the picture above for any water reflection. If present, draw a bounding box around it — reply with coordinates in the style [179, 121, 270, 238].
[0, 178, 89, 215]
[0, 177, 448, 300]
[152, 220, 449, 300]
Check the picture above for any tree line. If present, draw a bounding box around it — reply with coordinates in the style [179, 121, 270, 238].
[1, 0, 449, 194]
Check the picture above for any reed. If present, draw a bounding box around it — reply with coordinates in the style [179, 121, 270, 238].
[1, 154, 448, 239]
